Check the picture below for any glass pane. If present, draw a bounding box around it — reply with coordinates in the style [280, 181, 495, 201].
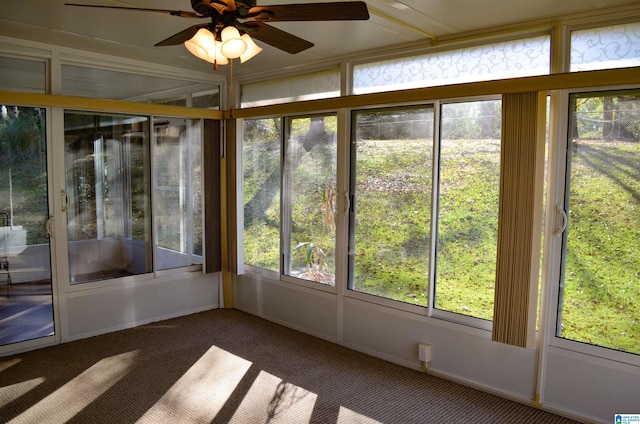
[559, 91, 640, 355]
[435, 100, 501, 320]
[154, 117, 202, 271]
[349, 106, 434, 306]
[0, 57, 46, 94]
[241, 69, 340, 108]
[242, 118, 281, 271]
[192, 90, 221, 109]
[64, 111, 152, 284]
[61, 64, 219, 106]
[0, 105, 54, 345]
[353, 35, 550, 94]
[571, 22, 640, 71]
[283, 115, 337, 285]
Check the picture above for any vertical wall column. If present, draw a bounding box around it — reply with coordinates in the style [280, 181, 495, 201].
[204, 119, 222, 274]
[220, 119, 237, 308]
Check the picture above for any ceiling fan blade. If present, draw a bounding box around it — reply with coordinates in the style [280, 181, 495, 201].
[64, 3, 205, 19]
[155, 24, 209, 46]
[245, 1, 369, 22]
[239, 22, 313, 54]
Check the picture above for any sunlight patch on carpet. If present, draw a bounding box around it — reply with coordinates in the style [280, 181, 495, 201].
[7, 350, 139, 423]
[0, 378, 45, 407]
[337, 406, 383, 423]
[137, 345, 252, 423]
[228, 370, 317, 423]
[0, 358, 21, 373]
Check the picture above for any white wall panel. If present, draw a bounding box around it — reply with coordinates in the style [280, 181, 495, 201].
[61, 272, 219, 341]
[235, 275, 538, 404]
[342, 298, 538, 401]
[235, 274, 338, 341]
[544, 347, 640, 423]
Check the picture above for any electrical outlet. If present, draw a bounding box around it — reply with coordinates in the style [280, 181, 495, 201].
[418, 343, 431, 362]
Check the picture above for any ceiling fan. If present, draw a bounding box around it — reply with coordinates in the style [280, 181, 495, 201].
[65, 1, 370, 66]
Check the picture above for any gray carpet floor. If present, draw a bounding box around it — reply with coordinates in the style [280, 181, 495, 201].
[0, 309, 582, 423]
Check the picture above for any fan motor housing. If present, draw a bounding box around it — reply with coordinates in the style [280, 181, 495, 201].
[191, 0, 257, 15]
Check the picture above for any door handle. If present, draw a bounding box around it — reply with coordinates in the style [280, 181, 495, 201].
[45, 216, 54, 237]
[61, 189, 69, 212]
[554, 204, 567, 235]
[343, 192, 351, 214]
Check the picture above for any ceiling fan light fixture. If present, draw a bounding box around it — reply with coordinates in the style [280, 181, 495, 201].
[240, 33, 262, 63]
[185, 27, 229, 67]
[184, 28, 217, 62]
[220, 26, 247, 59]
[212, 41, 229, 66]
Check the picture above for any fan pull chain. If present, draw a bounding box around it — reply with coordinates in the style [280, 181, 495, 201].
[229, 58, 235, 118]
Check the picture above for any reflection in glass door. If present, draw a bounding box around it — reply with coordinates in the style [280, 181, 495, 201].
[0, 105, 54, 346]
[64, 111, 152, 284]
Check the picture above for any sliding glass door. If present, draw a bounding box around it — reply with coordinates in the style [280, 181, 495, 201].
[556, 89, 640, 358]
[0, 105, 55, 346]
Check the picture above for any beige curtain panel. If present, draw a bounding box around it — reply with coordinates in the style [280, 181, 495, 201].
[492, 91, 546, 348]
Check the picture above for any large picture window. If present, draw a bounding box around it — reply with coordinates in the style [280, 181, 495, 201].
[558, 90, 640, 355]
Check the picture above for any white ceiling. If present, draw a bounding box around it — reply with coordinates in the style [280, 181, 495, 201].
[1, 0, 639, 81]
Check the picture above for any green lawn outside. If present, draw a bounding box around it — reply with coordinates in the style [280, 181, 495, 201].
[243, 137, 640, 354]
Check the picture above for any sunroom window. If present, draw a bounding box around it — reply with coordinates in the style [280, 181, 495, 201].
[348, 106, 434, 305]
[570, 21, 640, 71]
[153, 117, 202, 271]
[558, 89, 640, 356]
[434, 100, 501, 321]
[242, 117, 282, 272]
[283, 114, 337, 285]
[241, 69, 340, 108]
[64, 111, 153, 283]
[352, 35, 550, 94]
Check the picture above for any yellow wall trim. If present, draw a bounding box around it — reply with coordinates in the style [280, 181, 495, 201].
[0, 91, 222, 120]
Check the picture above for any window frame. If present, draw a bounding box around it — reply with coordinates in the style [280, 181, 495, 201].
[239, 112, 340, 294]
[239, 115, 282, 275]
[63, 110, 154, 286]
